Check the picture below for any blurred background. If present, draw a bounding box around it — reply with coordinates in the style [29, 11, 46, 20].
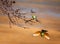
[0, 0, 60, 44]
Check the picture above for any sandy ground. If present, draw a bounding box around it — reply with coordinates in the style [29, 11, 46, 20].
[0, 15, 60, 44]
